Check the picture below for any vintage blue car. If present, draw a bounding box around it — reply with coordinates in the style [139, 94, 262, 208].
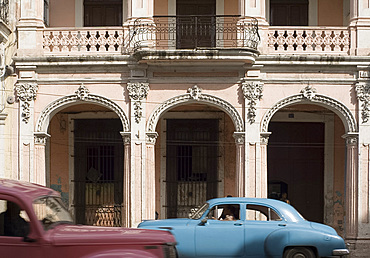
[138, 197, 349, 258]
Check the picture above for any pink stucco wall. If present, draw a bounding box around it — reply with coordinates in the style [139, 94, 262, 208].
[49, 0, 75, 27]
[318, 0, 343, 26]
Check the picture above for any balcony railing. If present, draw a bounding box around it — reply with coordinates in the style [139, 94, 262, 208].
[267, 27, 350, 55]
[43, 15, 260, 55]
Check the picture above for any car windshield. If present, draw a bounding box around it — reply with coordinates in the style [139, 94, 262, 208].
[189, 202, 209, 220]
[32, 196, 73, 230]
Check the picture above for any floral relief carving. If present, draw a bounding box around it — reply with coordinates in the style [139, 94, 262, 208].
[127, 82, 149, 123]
[355, 83, 370, 124]
[188, 85, 202, 100]
[75, 84, 90, 100]
[15, 82, 38, 124]
[242, 81, 263, 124]
[301, 85, 317, 100]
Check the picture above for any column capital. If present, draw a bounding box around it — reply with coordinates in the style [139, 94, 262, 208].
[120, 132, 131, 145]
[233, 132, 245, 145]
[34, 132, 50, 145]
[146, 132, 158, 145]
[127, 82, 149, 101]
[342, 132, 359, 146]
[260, 132, 272, 145]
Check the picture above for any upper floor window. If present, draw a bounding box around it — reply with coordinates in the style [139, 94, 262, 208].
[84, 0, 122, 26]
[270, 0, 308, 26]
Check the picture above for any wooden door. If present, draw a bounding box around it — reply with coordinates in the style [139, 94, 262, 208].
[84, 0, 122, 26]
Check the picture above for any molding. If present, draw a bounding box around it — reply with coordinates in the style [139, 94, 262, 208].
[261, 85, 357, 133]
[36, 84, 130, 133]
[34, 132, 51, 145]
[241, 81, 263, 124]
[147, 85, 244, 132]
[15, 82, 38, 124]
[355, 82, 370, 124]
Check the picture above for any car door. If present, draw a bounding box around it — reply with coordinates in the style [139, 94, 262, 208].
[195, 204, 244, 257]
[0, 197, 43, 257]
[244, 204, 285, 257]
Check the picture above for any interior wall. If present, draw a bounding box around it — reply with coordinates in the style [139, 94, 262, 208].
[49, 0, 75, 27]
[318, 0, 343, 26]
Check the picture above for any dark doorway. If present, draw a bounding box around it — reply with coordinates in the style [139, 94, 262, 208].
[268, 122, 324, 223]
[270, 0, 308, 26]
[166, 119, 219, 218]
[74, 119, 123, 226]
[176, 0, 216, 48]
[84, 0, 122, 26]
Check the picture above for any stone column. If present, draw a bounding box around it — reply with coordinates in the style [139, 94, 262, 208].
[127, 81, 149, 227]
[15, 82, 38, 182]
[145, 132, 158, 220]
[342, 133, 359, 239]
[0, 113, 7, 178]
[34, 132, 50, 186]
[349, 0, 370, 55]
[242, 80, 263, 198]
[120, 132, 131, 227]
[233, 132, 245, 197]
[260, 132, 271, 198]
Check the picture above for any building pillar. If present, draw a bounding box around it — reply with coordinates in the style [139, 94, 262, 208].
[349, 0, 370, 55]
[233, 132, 245, 197]
[120, 132, 131, 227]
[260, 132, 271, 198]
[15, 82, 38, 182]
[0, 113, 7, 178]
[145, 132, 158, 220]
[127, 80, 149, 227]
[242, 80, 263, 198]
[33, 132, 49, 186]
[342, 133, 359, 239]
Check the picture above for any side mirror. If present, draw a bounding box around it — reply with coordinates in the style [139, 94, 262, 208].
[199, 218, 208, 226]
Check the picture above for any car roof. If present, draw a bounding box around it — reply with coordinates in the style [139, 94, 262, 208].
[0, 178, 59, 203]
[206, 197, 305, 222]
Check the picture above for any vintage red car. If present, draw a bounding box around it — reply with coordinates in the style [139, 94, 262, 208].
[0, 179, 177, 258]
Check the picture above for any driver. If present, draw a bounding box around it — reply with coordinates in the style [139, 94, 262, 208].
[0, 201, 29, 237]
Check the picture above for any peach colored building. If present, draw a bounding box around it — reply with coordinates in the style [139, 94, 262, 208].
[1, 0, 370, 256]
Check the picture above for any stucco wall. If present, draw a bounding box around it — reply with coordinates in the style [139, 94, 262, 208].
[318, 0, 343, 26]
[49, 0, 75, 27]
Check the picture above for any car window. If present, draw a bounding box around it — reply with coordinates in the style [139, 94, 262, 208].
[0, 199, 30, 237]
[246, 204, 282, 221]
[206, 204, 240, 221]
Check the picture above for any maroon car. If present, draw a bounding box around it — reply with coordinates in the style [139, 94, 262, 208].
[0, 179, 177, 258]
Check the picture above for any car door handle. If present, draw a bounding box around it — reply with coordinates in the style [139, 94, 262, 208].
[234, 223, 243, 226]
[278, 223, 287, 227]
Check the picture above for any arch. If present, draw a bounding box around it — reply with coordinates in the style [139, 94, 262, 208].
[35, 86, 130, 133]
[146, 87, 244, 132]
[261, 89, 357, 133]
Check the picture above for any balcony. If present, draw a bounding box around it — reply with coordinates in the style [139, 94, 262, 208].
[42, 16, 351, 59]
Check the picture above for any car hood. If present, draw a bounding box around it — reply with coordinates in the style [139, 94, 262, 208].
[48, 224, 175, 246]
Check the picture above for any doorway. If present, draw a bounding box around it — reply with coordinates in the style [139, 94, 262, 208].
[166, 119, 219, 218]
[268, 122, 324, 223]
[73, 119, 123, 226]
[176, 0, 216, 48]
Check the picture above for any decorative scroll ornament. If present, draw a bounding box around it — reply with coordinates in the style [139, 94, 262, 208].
[188, 85, 202, 100]
[242, 81, 263, 124]
[127, 82, 149, 123]
[355, 83, 370, 124]
[233, 132, 245, 144]
[301, 85, 317, 100]
[15, 82, 38, 124]
[75, 84, 90, 100]
[146, 132, 158, 145]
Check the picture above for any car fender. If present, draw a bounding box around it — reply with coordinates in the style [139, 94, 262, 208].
[81, 249, 159, 258]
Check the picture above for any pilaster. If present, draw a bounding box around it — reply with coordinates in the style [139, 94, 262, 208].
[0, 113, 7, 178]
[120, 132, 131, 227]
[127, 80, 150, 226]
[15, 81, 38, 182]
[349, 0, 370, 55]
[34, 132, 50, 186]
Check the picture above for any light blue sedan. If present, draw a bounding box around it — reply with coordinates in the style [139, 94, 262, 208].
[138, 197, 349, 258]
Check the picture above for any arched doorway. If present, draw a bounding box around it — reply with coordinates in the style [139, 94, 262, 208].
[267, 104, 346, 234]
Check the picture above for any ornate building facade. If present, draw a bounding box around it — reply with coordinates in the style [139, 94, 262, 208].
[1, 0, 370, 256]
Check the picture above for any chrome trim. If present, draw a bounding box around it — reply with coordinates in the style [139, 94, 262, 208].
[332, 248, 349, 255]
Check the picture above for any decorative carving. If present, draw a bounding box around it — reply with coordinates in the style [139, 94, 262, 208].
[233, 132, 245, 145]
[15, 82, 38, 123]
[355, 83, 370, 124]
[120, 132, 131, 145]
[127, 82, 149, 101]
[260, 132, 272, 145]
[127, 82, 149, 123]
[342, 133, 358, 146]
[147, 92, 244, 133]
[75, 84, 90, 100]
[242, 81, 263, 124]
[34, 132, 50, 145]
[261, 92, 357, 133]
[146, 132, 158, 145]
[301, 85, 317, 100]
[36, 90, 130, 133]
[188, 85, 202, 100]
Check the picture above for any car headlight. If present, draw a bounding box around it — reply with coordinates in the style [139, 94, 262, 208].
[163, 242, 177, 258]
